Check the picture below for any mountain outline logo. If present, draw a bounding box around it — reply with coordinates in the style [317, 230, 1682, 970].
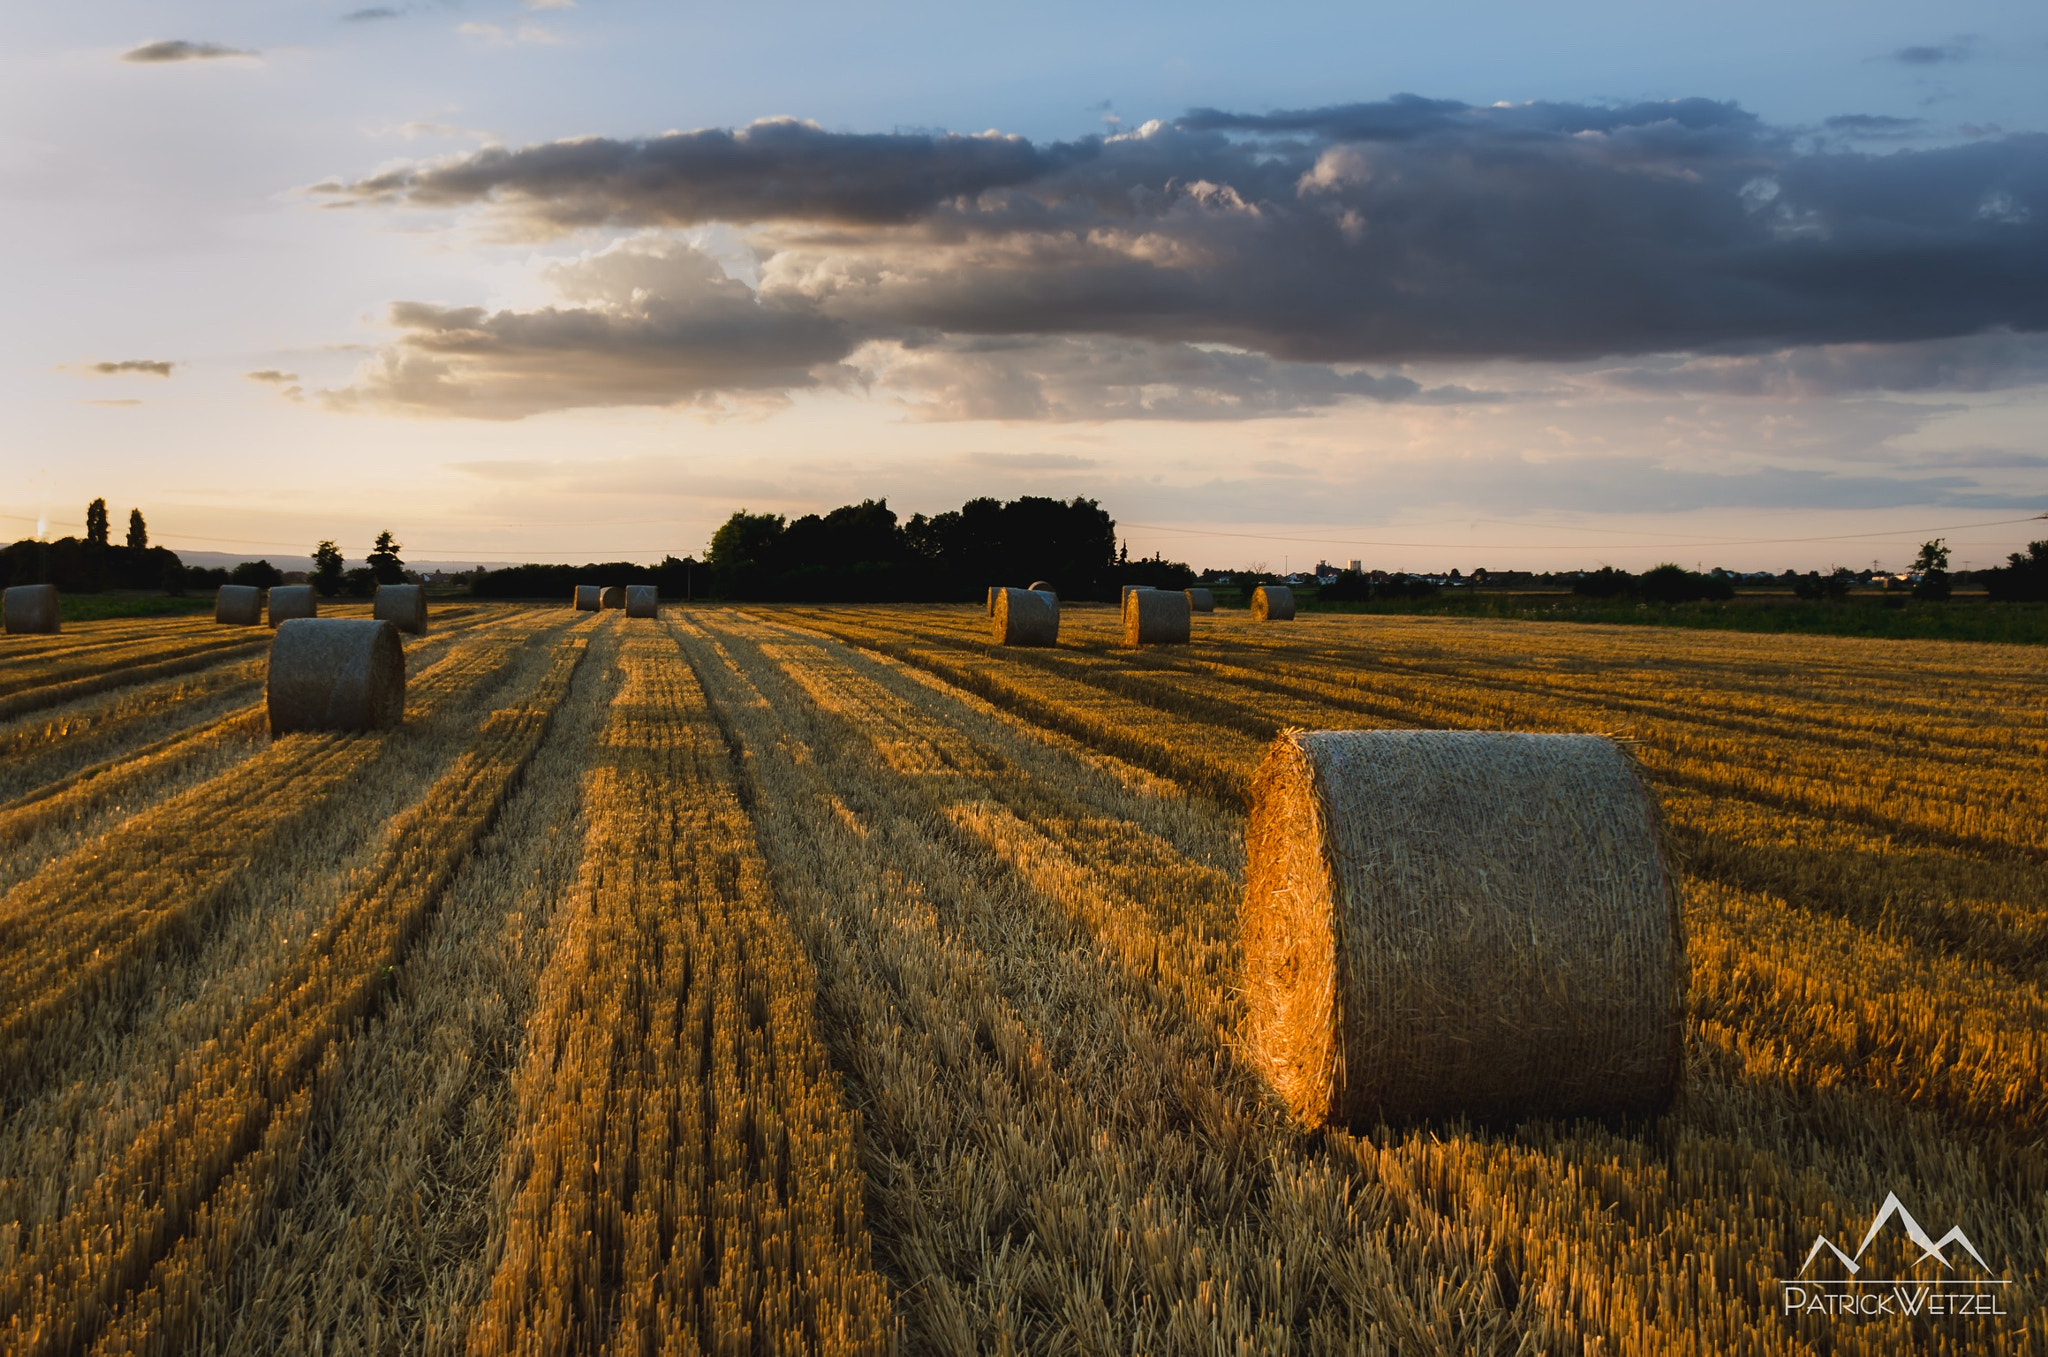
[1796, 1192, 1993, 1278]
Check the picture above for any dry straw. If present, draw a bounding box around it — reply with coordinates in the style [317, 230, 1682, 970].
[991, 586, 1059, 646]
[986, 586, 1001, 616]
[600, 585, 626, 609]
[266, 617, 406, 735]
[1186, 587, 1216, 612]
[214, 584, 263, 626]
[574, 585, 601, 611]
[1121, 584, 1154, 604]
[1028, 580, 1057, 596]
[1251, 584, 1295, 620]
[626, 584, 659, 617]
[267, 584, 317, 627]
[1123, 587, 1191, 646]
[1241, 729, 1683, 1127]
[374, 583, 428, 635]
[2, 584, 60, 635]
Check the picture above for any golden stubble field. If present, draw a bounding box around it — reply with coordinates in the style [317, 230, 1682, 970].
[0, 600, 2041, 1355]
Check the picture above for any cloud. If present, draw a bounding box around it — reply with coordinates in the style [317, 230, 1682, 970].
[121, 40, 256, 63]
[457, 22, 566, 45]
[1822, 114, 1926, 138]
[962, 451, 1101, 470]
[328, 237, 858, 418]
[247, 368, 300, 383]
[89, 359, 175, 376]
[862, 335, 1491, 421]
[317, 95, 2048, 418]
[1892, 42, 1970, 64]
[1590, 330, 2048, 397]
[343, 7, 401, 20]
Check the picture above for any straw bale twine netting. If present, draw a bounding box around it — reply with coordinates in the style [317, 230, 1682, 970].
[267, 584, 317, 627]
[1123, 586, 1191, 646]
[1251, 584, 1295, 620]
[990, 586, 1059, 646]
[373, 583, 428, 635]
[1028, 580, 1057, 597]
[266, 618, 406, 735]
[600, 585, 626, 610]
[1186, 586, 1216, 612]
[626, 584, 659, 618]
[214, 584, 263, 626]
[1242, 729, 1684, 1127]
[2, 584, 60, 635]
[574, 585, 601, 611]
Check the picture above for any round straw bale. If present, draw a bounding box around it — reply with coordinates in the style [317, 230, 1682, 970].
[267, 584, 317, 627]
[214, 584, 263, 626]
[600, 585, 626, 610]
[373, 583, 428, 635]
[991, 586, 1058, 646]
[266, 618, 405, 735]
[1251, 584, 1295, 620]
[1242, 729, 1683, 1128]
[626, 584, 659, 618]
[1120, 584, 1154, 604]
[2, 584, 60, 635]
[574, 585, 601, 611]
[1028, 580, 1057, 597]
[986, 586, 1001, 615]
[1123, 587, 1191, 646]
[1185, 586, 1215, 612]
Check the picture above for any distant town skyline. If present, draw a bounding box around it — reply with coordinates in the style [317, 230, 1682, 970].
[5, 1, 2046, 571]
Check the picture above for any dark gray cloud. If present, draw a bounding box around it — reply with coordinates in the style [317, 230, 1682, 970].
[89, 359, 174, 376]
[121, 40, 256, 63]
[343, 7, 401, 20]
[1591, 331, 2048, 397]
[1823, 114, 1925, 137]
[323, 96, 2048, 373]
[319, 118, 1095, 229]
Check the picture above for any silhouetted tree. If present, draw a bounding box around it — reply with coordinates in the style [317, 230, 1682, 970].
[367, 530, 406, 584]
[230, 559, 284, 588]
[126, 508, 147, 551]
[311, 540, 346, 597]
[85, 499, 110, 547]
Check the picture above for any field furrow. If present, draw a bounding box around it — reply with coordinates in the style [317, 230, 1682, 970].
[0, 630, 588, 1356]
[467, 622, 891, 1357]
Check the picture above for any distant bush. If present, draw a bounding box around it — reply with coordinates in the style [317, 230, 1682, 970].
[229, 559, 284, 589]
[1640, 564, 1735, 604]
[1983, 541, 2048, 602]
[1572, 567, 1636, 599]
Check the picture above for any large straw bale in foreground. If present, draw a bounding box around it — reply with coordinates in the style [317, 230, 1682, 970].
[2, 584, 60, 634]
[373, 583, 428, 634]
[574, 585, 601, 611]
[1123, 587, 1191, 646]
[991, 587, 1058, 646]
[267, 585, 317, 627]
[600, 585, 626, 610]
[1028, 580, 1057, 596]
[267, 618, 405, 735]
[1243, 729, 1683, 1127]
[215, 584, 263, 626]
[1186, 586, 1215, 612]
[626, 584, 659, 617]
[1251, 584, 1295, 620]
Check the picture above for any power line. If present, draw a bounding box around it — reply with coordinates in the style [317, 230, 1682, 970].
[1117, 513, 2048, 553]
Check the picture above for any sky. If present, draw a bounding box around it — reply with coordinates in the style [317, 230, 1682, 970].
[4, 1, 2046, 574]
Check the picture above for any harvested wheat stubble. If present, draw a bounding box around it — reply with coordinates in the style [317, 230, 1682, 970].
[1124, 586, 1192, 646]
[266, 585, 316, 627]
[373, 583, 428, 634]
[1243, 728, 1684, 1127]
[213, 586, 262, 626]
[266, 618, 405, 735]
[625, 583, 658, 617]
[991, 586, 1059, 646]
[3, 585, 60, 635]
[1186, 587, 1215, 612]
[573, 584, 600, 611]
[1028, 579, 1056, 596]
[599, 584, 626, 609]
[1251, 584, 1295, 620]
